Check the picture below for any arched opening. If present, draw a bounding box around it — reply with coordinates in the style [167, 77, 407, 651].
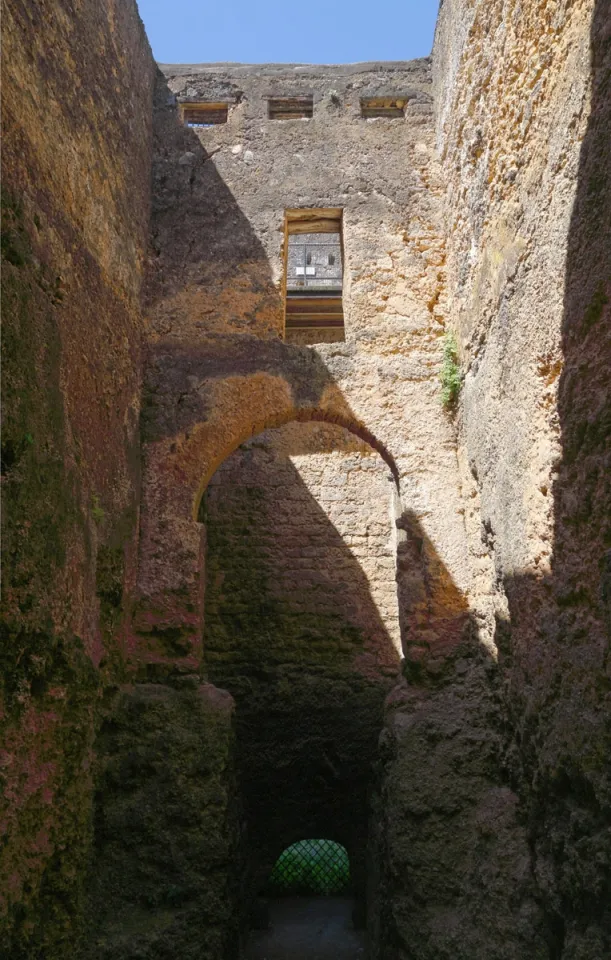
[193, 403, 400, 522]
[247, 840, 365, 959]
[203, 418, 401, 953]
[268, 839, 351, 896]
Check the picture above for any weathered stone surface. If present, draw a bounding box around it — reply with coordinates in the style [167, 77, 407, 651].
[205, 422, 401, 903]
[370, 665, 547, 959]
[370, 2, 610, 956]
[2, 3, 609, 958]
[137, 62, 474, 682]
[400, 0, 608, 956]
[147, 61, 435, 345]
[82, 682, 240, 960]
[1, 1, 155, 954]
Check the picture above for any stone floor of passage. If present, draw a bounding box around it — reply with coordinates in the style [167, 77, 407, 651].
[244, 896, 366, 959]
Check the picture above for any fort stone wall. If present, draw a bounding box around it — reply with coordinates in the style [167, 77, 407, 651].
[371, 1, 611, 957]
[2, 3, 609, 958]
[1, 0, 155, 954]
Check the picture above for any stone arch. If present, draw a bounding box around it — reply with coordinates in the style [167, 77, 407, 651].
[193, 400, 400, 521]
[135, 362, 402, 671]
[204, 416, 399, 936]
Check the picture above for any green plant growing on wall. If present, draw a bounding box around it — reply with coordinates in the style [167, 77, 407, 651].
[440, 331, 461, 409]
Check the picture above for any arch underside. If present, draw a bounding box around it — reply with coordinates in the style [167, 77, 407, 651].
[194, 405, 399, 518]
[142, 337, 401, 524]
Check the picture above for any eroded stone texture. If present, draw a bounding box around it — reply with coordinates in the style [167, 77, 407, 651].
[1, 1, 155, 954]
[3, 2, 609, 957]
[82, 682, 240, 960]
[137, 62, 475, 682]
[205, 422, 401, 903]
[370, 666, 548, 960]
[435, 0, 611, 954]
[370, 2, 610, 956]
[147, 61, 436, 345]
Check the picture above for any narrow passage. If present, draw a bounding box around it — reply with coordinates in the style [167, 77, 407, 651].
[245, 897, 365, 960]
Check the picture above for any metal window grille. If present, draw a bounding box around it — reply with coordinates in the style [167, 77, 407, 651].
[287, 234, 343, 291]
[267, 839, 350, 895]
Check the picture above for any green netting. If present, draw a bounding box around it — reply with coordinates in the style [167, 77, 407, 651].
[268, 838, 350, 895]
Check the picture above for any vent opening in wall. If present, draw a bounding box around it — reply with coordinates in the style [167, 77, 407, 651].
[268, 96, 314, 120]
[284, 208, 344, 345]
[360, 97, 406, 119]
[179, 102, 229, 126]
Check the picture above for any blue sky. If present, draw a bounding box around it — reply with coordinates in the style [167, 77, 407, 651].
[137, 0, 440, 65]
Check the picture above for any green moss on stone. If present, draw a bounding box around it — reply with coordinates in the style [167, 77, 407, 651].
[83, 684, 240, 960]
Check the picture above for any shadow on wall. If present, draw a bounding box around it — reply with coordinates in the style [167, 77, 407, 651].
[136, 73, 407, 672]
[203, 421, 402, 917]
[498, 5, 611, 955]
[144, 70, 284, 341]
[396, 507, 472, 673]
[140, 70, 397, 525]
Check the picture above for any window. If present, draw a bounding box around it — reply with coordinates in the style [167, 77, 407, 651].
[360, 97, 407, 119]
[267, 96, 314, 120]
[179, 102, 229, 126]
[284, 208, 344, 344]
[268, 839, 351, 895]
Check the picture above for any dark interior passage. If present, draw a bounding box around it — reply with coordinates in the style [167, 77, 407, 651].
[203, 421, 401, 939]
[245, 898, 365, 960]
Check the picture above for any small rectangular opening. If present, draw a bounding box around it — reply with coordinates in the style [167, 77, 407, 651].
[284, 208, 344, 344]
[268, 96, 314, 120]
[360, 97, 406, 119]
[179, 102, 229, 126]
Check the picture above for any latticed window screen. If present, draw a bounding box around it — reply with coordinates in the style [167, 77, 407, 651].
[268, 839, 350, 895]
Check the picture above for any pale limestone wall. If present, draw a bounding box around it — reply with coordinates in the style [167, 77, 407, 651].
[371, 3, 610, 957]
[138, 62, 491, 939]
[434, 0, 597, 582]
[207, 421, 401, 673]
[150, 61, 437, 344]
[373, 2, 610, 958]
[137, 61, 479, 683]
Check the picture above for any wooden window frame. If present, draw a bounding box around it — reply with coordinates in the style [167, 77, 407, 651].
[360, 97, 407, 119]
[179, 102, 229, 126]
[267, 96, 314, 120]
[283, 209, 345, 340]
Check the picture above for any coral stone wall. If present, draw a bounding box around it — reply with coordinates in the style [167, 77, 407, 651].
[139, 66, 494, 951]
[148, 60, 437, 344]
[4, 3, 605, 956]
[138, 60, 476, 682]
[370, 2, 610, 957]
[204, 422, 400, 896]
[0, 1, 155, 954]
[81, 682, 239, 960]
[434, 0, 611, 955]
